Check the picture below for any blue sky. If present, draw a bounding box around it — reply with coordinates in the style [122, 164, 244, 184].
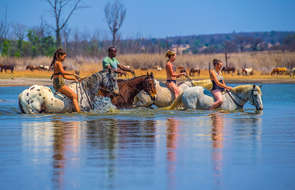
[1, 0, 295, 38]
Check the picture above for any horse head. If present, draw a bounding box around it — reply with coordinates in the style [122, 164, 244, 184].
[249, 84, 263, 111]
[100, 69, 119, 95]
[143, 72, 157, 101]
[231, 84, 263, 111]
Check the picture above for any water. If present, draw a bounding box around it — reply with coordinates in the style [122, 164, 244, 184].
[0, 84, 295, 190]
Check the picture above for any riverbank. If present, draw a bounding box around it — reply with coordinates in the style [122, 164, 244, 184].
[0, 76, 294, 87]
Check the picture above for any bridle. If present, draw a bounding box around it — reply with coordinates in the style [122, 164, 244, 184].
[227, 87, 259, 108]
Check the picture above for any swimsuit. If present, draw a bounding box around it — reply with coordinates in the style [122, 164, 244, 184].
[51, 72, 65, 91]
[211, 69, 225, 92]
[166, 79, 177, 84]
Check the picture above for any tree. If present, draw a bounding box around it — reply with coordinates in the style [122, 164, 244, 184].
[104, 0, 126, 46]
[45, 0, 83, 47]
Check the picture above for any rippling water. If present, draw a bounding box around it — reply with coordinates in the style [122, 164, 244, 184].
[0, 84, 295, 190]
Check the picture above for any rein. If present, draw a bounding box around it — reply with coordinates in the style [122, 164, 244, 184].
[226, 90, 246, 108]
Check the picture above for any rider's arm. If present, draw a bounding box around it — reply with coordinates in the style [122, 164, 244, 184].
[118, 64, 135, 74]
[166, 63, 183, 78]
[210, 70, 232, 90]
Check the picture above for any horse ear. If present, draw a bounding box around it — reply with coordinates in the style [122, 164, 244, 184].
[253, 84, 256, 89]
[146, 72, 149, 76]
[150, 72, 154, 78]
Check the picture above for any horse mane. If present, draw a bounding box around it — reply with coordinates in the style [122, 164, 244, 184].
[118, 75, 148, 83]
[232, 84, 262, 94]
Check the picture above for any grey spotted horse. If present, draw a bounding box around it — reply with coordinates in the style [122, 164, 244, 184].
[18, 70, 119, 113]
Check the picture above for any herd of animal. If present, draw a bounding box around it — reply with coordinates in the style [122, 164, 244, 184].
[0, 63, 295, 78]
[140, 65, 295, 77]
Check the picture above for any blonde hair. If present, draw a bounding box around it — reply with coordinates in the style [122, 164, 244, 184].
[165, 50, 176, 59]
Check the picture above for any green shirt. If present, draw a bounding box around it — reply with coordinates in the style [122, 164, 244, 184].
[102, 56, 119, 71]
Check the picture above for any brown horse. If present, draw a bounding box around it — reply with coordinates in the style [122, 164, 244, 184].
[222, 66, 236, 74]
[98, 73, 157, 108]
[0, 64, 15, 73]
[189, 68, 200, 76]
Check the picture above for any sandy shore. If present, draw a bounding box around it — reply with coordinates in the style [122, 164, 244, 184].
[0, 77, 294, 87]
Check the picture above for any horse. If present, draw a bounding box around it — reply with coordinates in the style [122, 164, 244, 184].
[271, 67, 287, 75]
[290, 68, 295, 78]
[242, 67, 254, 75]
[189, 68, 200, 76]
[98, 73, 157, 108]
[18, 70, 119, 114]
[26, 65, 40, 71]
[0, 64, 15, 73]
[133, 79, 213, 107]
[222, 66, 236, 74]
[164, 84, 263, 111]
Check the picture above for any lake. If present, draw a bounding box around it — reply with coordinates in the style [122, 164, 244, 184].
[0, 84, 295, 190]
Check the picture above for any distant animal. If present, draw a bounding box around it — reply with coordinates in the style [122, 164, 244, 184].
[222, 66, 236, 74]
[39, 65, 50, 71]
[242, 67, 254, 75]
[117, 71, 127, 77]
[154, 66, 162, 71]
[0, 64, 15, 73]
[141, 67, 148, 71]
[289, 67, 295, 77]
[271, 67, 288, 75]
[26, 65, 40, 71]
[189, 68, 200, 76]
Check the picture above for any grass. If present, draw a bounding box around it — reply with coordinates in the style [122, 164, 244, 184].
[0, 51, 295, 81]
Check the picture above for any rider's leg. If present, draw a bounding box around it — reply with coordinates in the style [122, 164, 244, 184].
[59, 85, 80, 112]
[210, 89, 223, 109]
[167, 82, 180, 98]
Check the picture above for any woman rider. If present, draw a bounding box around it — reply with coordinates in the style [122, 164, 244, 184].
[50, 48, 80, 112]
[165, 50, 186, 98]
[209, 59, 233, 109]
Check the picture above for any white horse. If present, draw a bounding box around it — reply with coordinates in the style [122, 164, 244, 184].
[165, 84, 263, 111]
[18, 70, 119, 114]
[133, 79, 213, 107]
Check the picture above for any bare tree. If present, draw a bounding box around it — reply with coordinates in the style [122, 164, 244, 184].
[0, 7, 9, 41]
[12, 24, 27, 41]
[104, 0, 126, 46]
[45, 0, 83, 47]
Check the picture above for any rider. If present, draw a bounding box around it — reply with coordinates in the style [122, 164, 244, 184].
[165, 50, 186, 98]
[102, 47, 135, 76]
[209, 59, 233, 109]
[50, 48, 80, 112]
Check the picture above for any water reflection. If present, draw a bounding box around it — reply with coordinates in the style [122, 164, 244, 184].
[210, 112, 224, 187]
[166, 118, 179, 190]
[51, 119, 81, 190]
[85, 119, 156, 189]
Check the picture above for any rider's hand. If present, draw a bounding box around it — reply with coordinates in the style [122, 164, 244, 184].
[227, 86, 233, 91]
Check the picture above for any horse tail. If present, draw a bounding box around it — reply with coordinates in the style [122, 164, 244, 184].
[159, 92, 184, 110]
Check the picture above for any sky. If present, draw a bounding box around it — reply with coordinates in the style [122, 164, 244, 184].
[1, 0, 295, 39]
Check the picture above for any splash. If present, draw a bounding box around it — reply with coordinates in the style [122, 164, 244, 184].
[91, 96, 117, 113]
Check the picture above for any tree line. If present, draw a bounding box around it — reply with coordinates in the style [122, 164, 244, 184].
[0, 0, 295, 58]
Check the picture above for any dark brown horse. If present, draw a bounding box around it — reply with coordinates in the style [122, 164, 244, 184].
[222, 66, 236, 74]
[189, 68, 200, 76]
[98, 73, 157, 108]
[0, 64, 15, 73]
